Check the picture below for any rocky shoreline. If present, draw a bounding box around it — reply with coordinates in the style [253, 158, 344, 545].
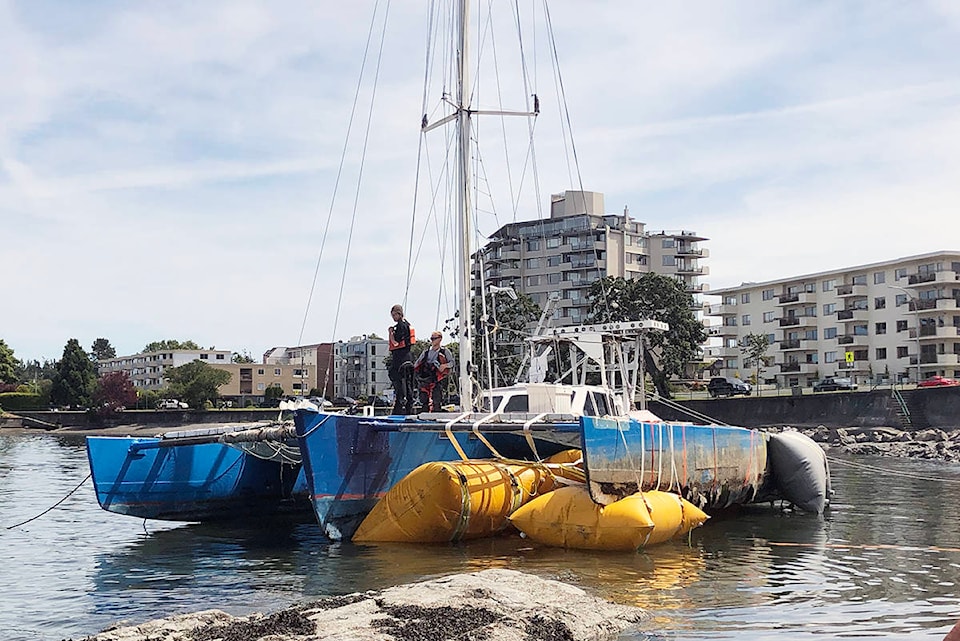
[783, 424, 960, 462]
[76, 569, 645, 641]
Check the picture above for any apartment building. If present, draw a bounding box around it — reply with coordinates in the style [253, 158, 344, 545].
[475, 190, 710, 326]
[332, 335, 392, 400]
[214, 362, 317, 402]
[708, 251, 960, 387]
[263, 343, 335, 398]
[98, 348, 234, 389]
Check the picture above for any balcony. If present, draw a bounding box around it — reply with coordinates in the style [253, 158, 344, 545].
[777, 292, 816, 306]
[778, 314, 817, 327]
[836, 284, 868, 297]
[918, 325, 960, 340]
[836, 308, 868, 321]
[919, 353, 960, 367]
[780, 339, 801, 350]
[778, 362, 817, 374]
[911, 298, 960, 313]
[675, 264, 708, 276]
[908, 270, 960, 285]
[706, 304, 738, 316]
[836, 334, 869, 346]
[675, 246, 709, 257]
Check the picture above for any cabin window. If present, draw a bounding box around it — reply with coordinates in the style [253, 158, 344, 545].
[481, 395, 504, 412]
[583, 393, 598, 416]
[592, 392, 611, 416]
[503, 395, 529, 412]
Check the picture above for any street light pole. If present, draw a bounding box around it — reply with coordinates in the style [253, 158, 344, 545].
[889, 285, 921, 385]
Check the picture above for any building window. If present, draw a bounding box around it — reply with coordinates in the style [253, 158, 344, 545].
[257, 383, 265, 391]
[874, 271, 886, 284]
[200, 354, 209, 360]
[767, 333, 776, 343]
[895, 294, 908, 306]
[725, 358, 738, 368]
[274, 368, 281, 376]
[875, 297, 886, 310]
[742, 314, 751, 326]
[762, 311, 775, 322]
[526, 275, 540, 286]
[823, 303, 836, 315]
[371, 372, 376, 382]
[896, 320, 908, 332]
[526, 239, 539, 251]
[853, 324, 868, 336]
[547, 255, 563, 267]
[895, 267, 907, 280]
[525, 258, 540, 269]
[723, 295, 736, 305]
[547, 272, 562, 284]
[897, 346, 909, 358]
[805, 329, 818, 340]
[662, 256, 676, 266]
[822, 279, 835, 292]
[824, 327, 838, 339]
[875, 322, 887, 335]
[825, 351, 837, 363]
[876, 347, 887, 360]
[293, 369, 304, 377]
[292, 382, 303, 390]
[258, 368, 264, 375]
[546, 237, 561, 249]
[741, 293, 751, 304]
[852, 274, 867, 285]
[762, 289, 774, 301]
[662, 238, 675, 248]
[216, 354, 225, 360]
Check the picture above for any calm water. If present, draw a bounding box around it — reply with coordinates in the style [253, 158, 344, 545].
[1, 432, 959, 641]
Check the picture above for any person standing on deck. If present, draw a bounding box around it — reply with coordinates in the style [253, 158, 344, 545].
[414, 331, 454, 412]
[388, 304, 415, 414]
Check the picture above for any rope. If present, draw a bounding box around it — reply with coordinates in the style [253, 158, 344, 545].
[5, 473, 91, 530]
[826, 455, 960, 484]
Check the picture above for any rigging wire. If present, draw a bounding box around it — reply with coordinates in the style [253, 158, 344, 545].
[298, 0, 385, 352]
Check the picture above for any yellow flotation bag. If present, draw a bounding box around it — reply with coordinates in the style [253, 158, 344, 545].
[542, 449, 586, 483]
[352, 460, 556, 543]
[508, 485, 656, 551]
[642, 490, 709, 545]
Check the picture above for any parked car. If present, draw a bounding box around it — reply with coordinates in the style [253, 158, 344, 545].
[812, 377, 858, 392]
[156, 399, 188, 409]
[258, 398, 282, 408]
[707, 377, 751, 398]
[332, 396, 358, 407]
[917, 375, 960, 388]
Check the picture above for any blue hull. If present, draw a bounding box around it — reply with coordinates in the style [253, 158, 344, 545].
[293, 411, 571, 539]
[86, 436, 310, 521]
[580, 416, 769, 509]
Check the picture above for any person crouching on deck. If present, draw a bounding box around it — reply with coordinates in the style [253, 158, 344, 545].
[388, 304, 415, 415]
[414, 331, 454, 412]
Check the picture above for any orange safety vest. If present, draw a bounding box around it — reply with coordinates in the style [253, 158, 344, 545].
[389, 323, 415, 351]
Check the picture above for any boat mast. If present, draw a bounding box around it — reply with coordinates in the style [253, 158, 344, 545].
[456, 0, 474, 410]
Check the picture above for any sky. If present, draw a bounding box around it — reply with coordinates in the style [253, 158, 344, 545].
[3, 0, 960, 364]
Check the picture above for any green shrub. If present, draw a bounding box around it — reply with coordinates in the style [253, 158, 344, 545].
[0, 392, 45, 411]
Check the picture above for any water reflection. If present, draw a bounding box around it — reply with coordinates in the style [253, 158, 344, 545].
[4, 435, 960, 641]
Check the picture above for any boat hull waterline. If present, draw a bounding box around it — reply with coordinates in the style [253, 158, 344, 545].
[86, 436, 310, 522]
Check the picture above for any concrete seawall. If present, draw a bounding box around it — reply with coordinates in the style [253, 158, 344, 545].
[4, 386, 960, 432]
[651, 386, 960, 430]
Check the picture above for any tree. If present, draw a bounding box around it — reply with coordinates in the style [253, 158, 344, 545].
[740, 333, 771, 395]
[471, 290, 544, 390]
[0, 340, 18, 384]
[50, 338, 98, 408]
[94, 371, 137, 413]
[165, 361, 231, 409]
[143, 339, 201, 353]
[264, 384, 285, 400]
[90, 338, 117, 361]
[587, 274, 706, 399]
[232, 350, 255, 363]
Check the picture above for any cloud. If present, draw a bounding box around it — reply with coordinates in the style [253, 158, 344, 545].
[2, 1, 960, 363]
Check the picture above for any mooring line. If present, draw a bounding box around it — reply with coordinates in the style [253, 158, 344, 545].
[826, 455, 960, 484]
[4, 473, 92, 530]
